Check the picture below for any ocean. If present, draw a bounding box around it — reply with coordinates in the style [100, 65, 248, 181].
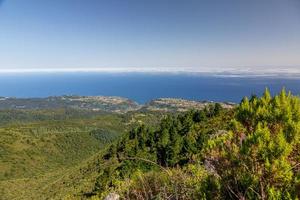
[0, 72, 299, 104]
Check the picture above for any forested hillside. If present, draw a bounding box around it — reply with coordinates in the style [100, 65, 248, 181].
[1, 89, 300, 199]
[0, 109, 163, 199]
[86, 89, 300, 199]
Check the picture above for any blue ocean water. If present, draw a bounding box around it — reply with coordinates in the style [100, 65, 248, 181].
[0, 72, 299, 104]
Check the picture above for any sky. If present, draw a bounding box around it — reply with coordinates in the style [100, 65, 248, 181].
[0, 0, 300, 72]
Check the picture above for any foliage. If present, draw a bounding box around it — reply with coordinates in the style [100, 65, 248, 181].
[205, 88, 300, 199]
[93, 104, 232, 199]
[3, 90, 300, 200]
[0, 109, 164, 200]
[115, 164, 208, 199]
[92, 89, 300, 200]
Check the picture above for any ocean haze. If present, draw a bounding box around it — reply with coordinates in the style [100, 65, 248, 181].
[0, 66, 299, 76]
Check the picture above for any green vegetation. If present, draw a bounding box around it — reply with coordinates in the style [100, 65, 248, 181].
[87, 103, 233, 199]
[85, 89, 300, 199]
[209, 88, 300, 199]
[1, 90, 300, 199]
[0, 109, 163, 199]
[0, 115, 123, 180]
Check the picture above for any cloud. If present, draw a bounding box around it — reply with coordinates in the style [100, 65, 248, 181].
[0, 67, 299, 78]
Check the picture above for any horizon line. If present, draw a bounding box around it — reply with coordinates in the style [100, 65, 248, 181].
[0, 67, 299, 75]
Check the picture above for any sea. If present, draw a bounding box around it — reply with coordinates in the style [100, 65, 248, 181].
[0, 72, 299, 104]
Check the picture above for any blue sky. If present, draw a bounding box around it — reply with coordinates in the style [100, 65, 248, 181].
[0, 0, 299, 72]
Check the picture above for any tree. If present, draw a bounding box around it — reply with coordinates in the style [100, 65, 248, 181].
[193, 110, 206, 122]
[213, 103, 223, 116]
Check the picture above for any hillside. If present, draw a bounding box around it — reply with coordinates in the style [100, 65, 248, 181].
[3, 91, 298, 200]
[0, 108, 164, 199]
[0, 114, 125, 181]
[0, 101, 234, 199]
[89, 89, 300, 199]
